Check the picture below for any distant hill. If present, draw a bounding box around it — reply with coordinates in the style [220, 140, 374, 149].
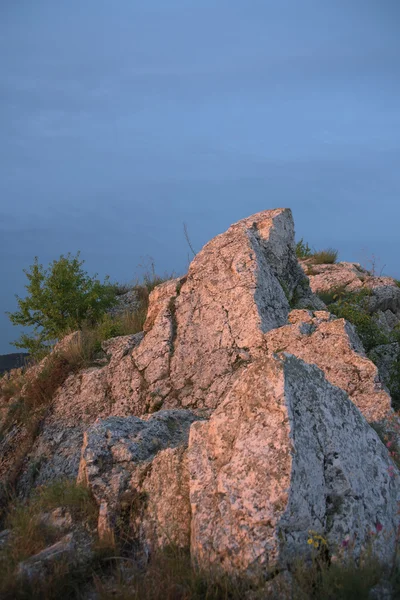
[0, 352, 29, 374]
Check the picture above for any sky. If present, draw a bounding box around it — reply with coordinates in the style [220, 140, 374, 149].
[1, 0, 399, 354]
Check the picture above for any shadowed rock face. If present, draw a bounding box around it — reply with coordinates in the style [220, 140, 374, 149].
[77, 410, 199, 550]
[188, 354, 400, 575]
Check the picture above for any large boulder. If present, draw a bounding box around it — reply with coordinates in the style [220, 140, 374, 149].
[189, 354, 400, 575]
[77, 409, 200, 551]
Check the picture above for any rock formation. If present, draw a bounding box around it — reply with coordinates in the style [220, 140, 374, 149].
[77, 410, 199, 550]
[265, 309, 392, 423]
[301, 259, 400, 334]
[1, 207, 400, 589]
[189, 354, 399, 574]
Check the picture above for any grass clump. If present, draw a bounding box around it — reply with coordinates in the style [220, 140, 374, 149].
[0, 373, 25, 402]
[291, 553, 381, 600]
[1, 511, 399, 600]
[33, 479, 98, 524]
[295, 240, 338, 265]
[0, 480, 98, 599]
[94, 546, 259, 600]
[311, 248, 338, 265]
[1, 480, 96, 565]
[22, 352, 81, 412]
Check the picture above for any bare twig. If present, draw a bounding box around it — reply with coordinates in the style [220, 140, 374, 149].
[183, 222, 196, 257]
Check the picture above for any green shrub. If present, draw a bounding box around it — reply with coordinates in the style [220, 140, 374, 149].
[312, 248, 339, 265]
[326, 289, 388, 352]
[296, 238, 313, 259]
[7, 252, 117, 360]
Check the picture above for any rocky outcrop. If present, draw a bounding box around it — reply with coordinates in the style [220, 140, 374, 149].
[127, 208, 322, 413]
[265, 309, 392, 423]
[77, 410, 199, 550]
[2, 207, 399, 585]
[189, 354, 400, 575]
[10, 208, 325, 491]
[302, 260, 400, 333]
[301, 260, 397, 295]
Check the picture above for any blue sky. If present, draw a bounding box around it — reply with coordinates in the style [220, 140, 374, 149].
[1, 0, 399, 353]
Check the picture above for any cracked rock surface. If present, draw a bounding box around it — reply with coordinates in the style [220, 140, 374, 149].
[189, 354, 400, 575]
[77, 409, 199, 550]
[266, 309, 392, 423]
[1, 207, 399, 580]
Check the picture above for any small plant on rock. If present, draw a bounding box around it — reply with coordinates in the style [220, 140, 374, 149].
[312, 248, 339, 265]
[327, 289, 388, 352]
[296, 238, 313, 259]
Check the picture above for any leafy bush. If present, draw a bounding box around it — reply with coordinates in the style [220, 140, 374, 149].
[7, 252, 118, 359]
[312, 248, 339, 265]
[326, 289, 388, 352]
[296, 238, 313, 259]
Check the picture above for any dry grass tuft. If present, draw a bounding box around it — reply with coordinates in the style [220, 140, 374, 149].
[311, 248, 339, 265]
